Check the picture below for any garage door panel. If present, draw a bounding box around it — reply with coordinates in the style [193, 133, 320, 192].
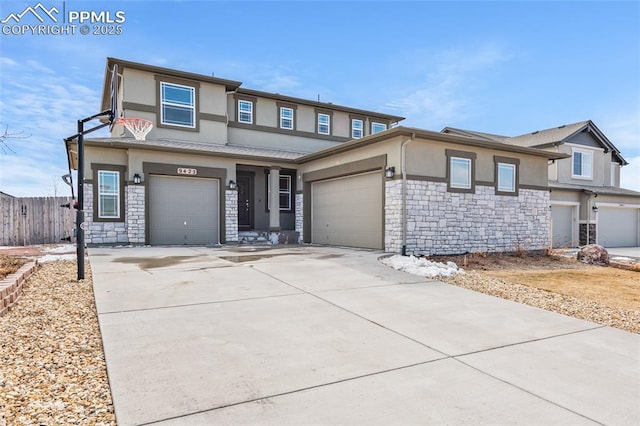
[598, 208, 639, 247]
[149, 175, 219, 245]
[551, 205, 575, 248]
[311, 172, 382, 249]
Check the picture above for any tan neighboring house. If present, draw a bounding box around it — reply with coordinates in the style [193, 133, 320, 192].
[64, 57, 567, 255]
[443, 121, 640, 248]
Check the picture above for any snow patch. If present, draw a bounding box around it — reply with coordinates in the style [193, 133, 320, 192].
[39, 254, 77, 263]
[43, 244, 76, 254]
[380, 255, 464, 278]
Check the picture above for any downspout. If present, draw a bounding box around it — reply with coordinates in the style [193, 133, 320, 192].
[400, 133, 415, 256]
[225, 90, 236, 145]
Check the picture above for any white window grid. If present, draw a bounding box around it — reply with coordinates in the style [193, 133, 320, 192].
[280, 107, 294, 130]
[371, 122, 387, 134]
[160, 82, 195, 128]
[450, 157, 472, 189]
[572, 148, 593, 179]
[352, 119, 363, 138]
[318, 113, 330, 135]
[98, 170, 120, 218]
[238, 100, 253, 124]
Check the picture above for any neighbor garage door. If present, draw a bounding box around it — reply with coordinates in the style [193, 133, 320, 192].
[551, 205, 576, 248]
[311, 171, 383, 249]
[148, 175, 219, 245]
[598, 207, 639, 247]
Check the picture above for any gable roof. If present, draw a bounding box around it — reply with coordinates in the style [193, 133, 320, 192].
[443, 120, 627, 165]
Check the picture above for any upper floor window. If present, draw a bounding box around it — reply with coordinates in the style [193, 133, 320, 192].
[238, 100, 253, 124]
[98, 170, 120, 219]
[351, 119, 363, 139]
[280, 107, 294, 130]
[160, 82, 195, 128]
[371, 122, 387, 134]
[610, 163, 617, 186]
[572, 148, 593, 179]
[318, 113, 331, 135]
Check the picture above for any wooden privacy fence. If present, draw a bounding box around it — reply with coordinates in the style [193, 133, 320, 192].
[1, 197, 75, 246]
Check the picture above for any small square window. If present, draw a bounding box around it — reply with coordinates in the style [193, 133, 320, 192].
[351, 119, 363, 139]
[497, 163, 516, 192]
[318, 113, 330, 135]
[238, 100, 253, 124]
[280, 107, 294, 130]
[371, 122, 387, 134]
[450, 157, 472, 189]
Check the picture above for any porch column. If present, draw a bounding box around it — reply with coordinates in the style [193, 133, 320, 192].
[269, 166, 281, 231]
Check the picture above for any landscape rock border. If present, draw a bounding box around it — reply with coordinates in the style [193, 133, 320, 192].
[0, 260, 39, 316]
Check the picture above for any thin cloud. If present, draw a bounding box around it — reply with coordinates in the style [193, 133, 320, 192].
[385, 43, 511, 128]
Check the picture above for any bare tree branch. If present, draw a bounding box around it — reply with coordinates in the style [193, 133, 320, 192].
[0, 124, 31, 154]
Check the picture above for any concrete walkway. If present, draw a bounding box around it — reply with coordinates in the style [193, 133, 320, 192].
[89, 246, 640, 426]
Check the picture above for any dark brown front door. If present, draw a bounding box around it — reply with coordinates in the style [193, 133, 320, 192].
[237, 173, 254, 230]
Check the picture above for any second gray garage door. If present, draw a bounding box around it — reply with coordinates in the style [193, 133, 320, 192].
[311, 171, 383, 249]
[148, 175, 219, 245]
[598, 207, 639, 247]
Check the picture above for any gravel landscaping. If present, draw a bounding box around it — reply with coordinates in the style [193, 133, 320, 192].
[0, 260, 115, 425]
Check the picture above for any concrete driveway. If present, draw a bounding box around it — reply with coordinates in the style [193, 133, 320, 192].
[89, 246, 640, 426]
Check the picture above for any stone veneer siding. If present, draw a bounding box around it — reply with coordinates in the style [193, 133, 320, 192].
[385, 180, 550, 255]
[295, 193, 304, 243]
[225, 189, 238, 242]
[83, 184, 128, 244]
[127, 185, 145, 243]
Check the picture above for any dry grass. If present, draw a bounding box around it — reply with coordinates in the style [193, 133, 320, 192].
[0, 256, 28, 279]
[484, 267, 640, 311]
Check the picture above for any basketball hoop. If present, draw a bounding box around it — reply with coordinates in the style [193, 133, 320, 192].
[117, 117, 153, 141]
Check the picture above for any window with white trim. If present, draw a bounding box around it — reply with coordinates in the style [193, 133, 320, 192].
[160, 82, 195, 127]
[371, 122, 387, 134]
[317, 113, 330, 135]
[238, 99, 253, 124]
[450, 157, 472, 189]
[280, 107, 294, 130]
[351, 119, 363, 139]
[497, 163, 516, 193]
[610, 163, 617, 186]
[267, 175, 292, 211]
[98, 170, 120, 218]
[572, 148, 593, 179]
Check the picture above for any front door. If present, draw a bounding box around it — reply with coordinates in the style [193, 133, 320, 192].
[237, 173, 254, 230]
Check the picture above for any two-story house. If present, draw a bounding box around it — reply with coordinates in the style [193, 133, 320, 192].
[64, 58, 568, 255]
[443, 121, 640, 247]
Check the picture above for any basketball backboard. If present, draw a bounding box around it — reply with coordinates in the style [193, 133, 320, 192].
[109, 63, 118, 131]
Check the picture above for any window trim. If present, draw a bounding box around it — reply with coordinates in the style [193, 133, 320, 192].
[315, 109, 333, 135]
[494, 156, 520, 196]
[276, 102, 297, 131]
[371, 121, 388, 134]
[238, 100, 254, 124]
[155, 75, 200, 132]
[571, 147, 594, 180]
[610, 162, 618, 187]
[446, 149, 476, 193]
[92, 164, 126, 223]
[351, 117, 364, 139]
[234, 93, 257, 125]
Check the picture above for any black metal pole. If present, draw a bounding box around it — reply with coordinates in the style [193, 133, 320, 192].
[77, 119, 85, 280]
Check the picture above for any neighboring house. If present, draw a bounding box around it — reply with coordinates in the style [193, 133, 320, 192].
[64, 58, 567, 255]
[443, 121, 640, 248]
[0, 191, 14, 199]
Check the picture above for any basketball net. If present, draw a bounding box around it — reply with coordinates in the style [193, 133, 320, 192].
[117, 117, 153, 141]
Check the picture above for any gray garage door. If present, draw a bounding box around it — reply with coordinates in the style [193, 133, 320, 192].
[598, 207, 639, 247]
[311, 171, 383, 249]
[148, 175, 219, 245]
[551, 205, 575, 248]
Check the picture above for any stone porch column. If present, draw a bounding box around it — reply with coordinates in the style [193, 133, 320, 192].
[269, 166, 281, 231]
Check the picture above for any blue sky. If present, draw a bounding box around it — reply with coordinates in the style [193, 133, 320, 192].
[1, 0, 639, 196]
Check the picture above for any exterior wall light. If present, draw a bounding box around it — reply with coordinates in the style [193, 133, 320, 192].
[229, 180, 237, 190]
[592, 205, 599, 213]
[385, 166, 395, 179]
[133, 173, 142, 184]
